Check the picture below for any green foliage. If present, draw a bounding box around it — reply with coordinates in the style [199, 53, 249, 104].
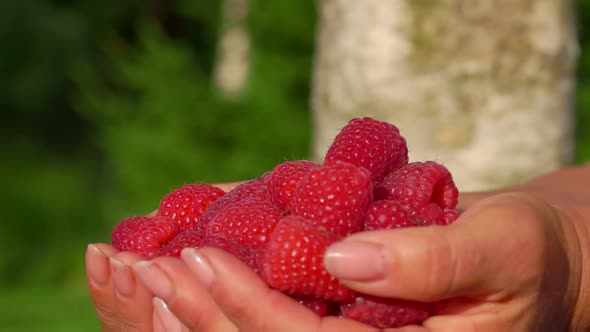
[575, 0, 590, 162]
[0, 286, 99, 331]
[72, 6, 314, 222]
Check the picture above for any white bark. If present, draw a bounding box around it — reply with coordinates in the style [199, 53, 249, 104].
[213, 0, 250, 97]
[312, 0, 579, 192]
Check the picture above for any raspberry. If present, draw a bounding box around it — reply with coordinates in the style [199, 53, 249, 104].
[259, 216, 355, 301]
[198, 177, 271, 233]
[267, 160, 320, 211]
[111, 216, 146, 252]
[205, 197, 283, 251]
[340, 295, 432, 328]
[412, 204, 460, 226]
[364, 200, 414, 230]
[376, 161, 458, 210]
[374, 161, 459, 226]
[104, 116, 464, 329]
[111, 216, 179, 259]
[324, 117, 408, 181]
[157, 184, 225, 231]
[199, 236, 257, 269]
[292, 296, 331, 317]
[159, 230, 203, 257]
[365, 200, 460, 230]
[439, 208, 460, 226]
[291, 162, 373, 237]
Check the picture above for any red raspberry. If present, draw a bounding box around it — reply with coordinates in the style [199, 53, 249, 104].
[259, 216, 355, 301]
[111, 216, 179, 259]
[198, 177, 271, 233]
[364, 200, 460, 230]
[111, 216, 146, 252]
[412, 204, 460, 226]
[375, 161, 459, 227]
[364, 200, 414, 230]
[267, 160, 320, 211]
[159, 230, 203, 257]
[291, 162, 373, 237]
[260, 171, 272, 184]
[439, 208, 460, 226]
[205, 197, 283, 252]
[376, 161, 458, 209]
[340, 295, 432, 328]
[199, 236, 257, 269]
[292, 296, 330, 317]
[157, 184, 225, 231]
[324, 117, 408, 181]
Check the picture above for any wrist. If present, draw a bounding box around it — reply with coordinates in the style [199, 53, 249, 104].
[562, 207, 590, 330]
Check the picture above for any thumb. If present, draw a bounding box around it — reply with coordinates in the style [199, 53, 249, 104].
[323, 193, 548, 302]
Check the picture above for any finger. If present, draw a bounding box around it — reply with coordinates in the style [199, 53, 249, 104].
[421, 312, 513, 332]
[324, 193, 548, 302]
[85, 244, 119, 331]
[181, 247, 377, 332]
[110, 252, 154, 331]
[152, 297, 191, 332]
[212, 181, 244, 192]
[456, 192, 494, 210]
[133, 256, 236, 332]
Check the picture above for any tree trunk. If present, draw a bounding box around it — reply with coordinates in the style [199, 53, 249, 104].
[213, 0, 251, 97]
[311, 0, 579, 192]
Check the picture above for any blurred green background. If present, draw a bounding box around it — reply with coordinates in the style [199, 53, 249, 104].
[0, 0, 588, 330]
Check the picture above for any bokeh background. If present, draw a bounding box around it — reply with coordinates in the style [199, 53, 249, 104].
[1, 1, 589, 330]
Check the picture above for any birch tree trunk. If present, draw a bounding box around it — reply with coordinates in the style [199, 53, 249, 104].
[311, 0, 579, 192]
[213, 0, 250, 97]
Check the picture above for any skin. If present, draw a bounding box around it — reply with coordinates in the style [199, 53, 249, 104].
[85, 164, 590, 331]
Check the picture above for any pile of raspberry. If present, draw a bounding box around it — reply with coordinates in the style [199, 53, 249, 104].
[110, 117, 460, 328]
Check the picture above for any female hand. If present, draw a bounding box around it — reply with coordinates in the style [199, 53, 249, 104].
[134, 192, 589, 331]
[85, 182, 243, 331]
[85, 243, 194, 331]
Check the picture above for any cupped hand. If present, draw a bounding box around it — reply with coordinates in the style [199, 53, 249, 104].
[323, 192, 584, 331]
[134, 246, 374, 331]
[85, 182, 243, 331]
[85, 243, 193, 331]
[136, 192, 587, 331]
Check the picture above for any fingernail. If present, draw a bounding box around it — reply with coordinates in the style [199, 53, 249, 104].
[86, 244, 109, 286]
[324, 241, 385, 281]
[181, 248, 214, 288]
[110, 257, 135, 297]
[133, 261, 173, 300]
[153, 297, 183, 331]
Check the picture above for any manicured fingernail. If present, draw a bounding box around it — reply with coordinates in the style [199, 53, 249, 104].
[181, 248, 214, 288]
[110, 257, 135, 297]
[86, 244, 109, 286]
[324, 241, 385, 281]
[153, 297, 183, 331]
[133, 261, 173, 300]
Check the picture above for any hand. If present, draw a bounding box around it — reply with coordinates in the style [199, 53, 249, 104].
[322, 192, 586, 331]
[133, 246, 373, 331]
[85, 243, 191, 331]
[135, 192, 589, 331]
[85, 182, 243, 331]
